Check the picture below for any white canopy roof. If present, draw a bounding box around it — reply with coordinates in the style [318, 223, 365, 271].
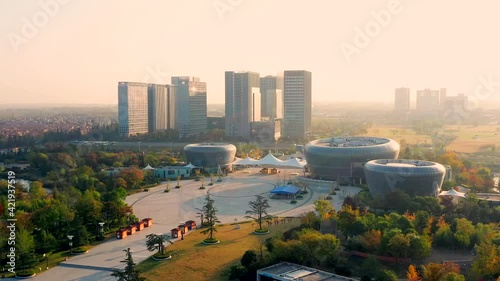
[143, 164, 155, 170]
[232, 157, 258, 165]
[438, 188, 466, 198]
[281, 157, 306, 168]
[232, 153, 307, 168]
[259, 153, 284, 166]
[183, 163, 197, 168]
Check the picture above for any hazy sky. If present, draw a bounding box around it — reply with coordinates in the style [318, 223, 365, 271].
[1, 0, 499, 105]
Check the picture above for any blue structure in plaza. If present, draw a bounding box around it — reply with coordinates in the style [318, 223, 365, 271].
[364, 159, 446, 197]
[304, 137, 400, 181]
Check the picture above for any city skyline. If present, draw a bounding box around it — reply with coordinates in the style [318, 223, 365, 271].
[2, 1, 500, 106]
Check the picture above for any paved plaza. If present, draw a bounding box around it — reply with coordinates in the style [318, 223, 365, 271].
[21, 168, 360, 281]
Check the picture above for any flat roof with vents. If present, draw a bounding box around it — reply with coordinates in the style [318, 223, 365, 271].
[257, 262, 357, 281]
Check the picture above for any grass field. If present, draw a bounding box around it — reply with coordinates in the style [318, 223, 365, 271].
[137, 219, 301, 281]
[364, 125, 500, 153]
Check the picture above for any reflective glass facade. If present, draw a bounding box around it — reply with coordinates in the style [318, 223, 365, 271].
[304, 137, 400, 180]
[364, 159, 446, 197]
[118, 82, 148, 137]
[183, 143, 237, 168]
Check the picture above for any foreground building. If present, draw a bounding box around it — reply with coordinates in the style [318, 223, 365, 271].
[364, 159, 446, 197]
[304, 137, 400, 181]
[118, 82, 149, 137]
[257, 262, 357, 281]
[183, 143, 237, 172]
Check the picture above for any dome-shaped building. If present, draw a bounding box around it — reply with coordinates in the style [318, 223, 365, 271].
[183, 143, 237, 172]
[304, 137, 400, 181]
[363, 159, 446, 197]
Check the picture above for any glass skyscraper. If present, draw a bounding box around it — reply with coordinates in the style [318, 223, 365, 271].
[283, 70, 312, 140]
[118, 82, 148, 137]
[171, 76, 207, 138]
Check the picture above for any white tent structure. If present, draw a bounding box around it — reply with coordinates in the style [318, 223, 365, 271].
[258, 153, 285, 166]
[438, 188, 466, 204]
[232, 157, 259, 165]
[281, 157, 307, 168]
[143, 164, 155, 170]
[232, 152, 308, 168]
[183, 163, 197, 169]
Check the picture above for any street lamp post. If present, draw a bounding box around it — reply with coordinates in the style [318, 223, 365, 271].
[67, 235, 74, 254]
[125, 212, 131, 225]
[43, 253, 49, 269]
[98, 222, 105, 240]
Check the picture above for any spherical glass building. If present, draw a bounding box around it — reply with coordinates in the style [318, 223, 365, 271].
[304, 137, 400, 181]
[183, 143, 237, 170]
[364, 159, 446, 197]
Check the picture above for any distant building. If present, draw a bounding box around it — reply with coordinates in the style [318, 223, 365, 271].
[118, 82, 149, 137]
[147, 84, 176, 133]
[394, 87, 410, 112]
[207, 117, 225, 130]
[250, 119, 281, 142]
[225, 71, 261, 139]
[171, 77, 207, 138]
[283, 70, 312, 140]
[416, 88, 440, 112]
[260, 75, 283, 119]
[439, 88, 447, 109]
[443, 93, 468, 113]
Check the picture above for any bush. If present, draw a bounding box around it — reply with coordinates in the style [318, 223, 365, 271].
[228, 264, 248, 280]
[164, 189, 170, 193]
[296, 195, 304, 199]
[199, 186, 206, 190]
[290, 200, 297, 204]
[334, 187, 340, 191]
[153, 252, 171, 259]
[175, 185, 181, 189]
[72, 246, 88, 254]
[203, 237, 219, 243]
[326, 196, 333, 200]
[300, 190, 308, 194]
[143, 188, 149, 192]
[16, 269, 35, 277]
[208, 182, 213, 186]
[254, 229, 269, 233]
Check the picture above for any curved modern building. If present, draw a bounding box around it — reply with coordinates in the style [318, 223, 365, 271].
[304, 137, 400, 181]
[183, 143, 237, 170]
[364, 159, 446, 197]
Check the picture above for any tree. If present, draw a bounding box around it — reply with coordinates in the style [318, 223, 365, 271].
[245, 195, 274, 231]
[200, 193, 219, 240]
[472, 236, 500, 279]
[16, 227, 37, 271]
[453, 218, 474, 249]
[146, 233, 172, 254]
[376, 269, 398, 281]
[111, 248, 145, 281]
[407, 264, 421, 281]
[314, 200, 335, 220]
[442, 272, 465, 281]
[387, 232, 410, 263]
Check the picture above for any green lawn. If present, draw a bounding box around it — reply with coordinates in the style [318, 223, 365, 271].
[137, 219, 301, 281]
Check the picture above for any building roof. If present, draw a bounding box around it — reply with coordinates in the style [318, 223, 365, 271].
[270, 185, 301, 195]
[257, 262, 357, 281]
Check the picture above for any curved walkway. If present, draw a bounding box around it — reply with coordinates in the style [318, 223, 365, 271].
[25, 168, 330, 281]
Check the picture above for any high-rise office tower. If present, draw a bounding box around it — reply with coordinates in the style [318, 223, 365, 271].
[260, 75, 283, 119]
[394, 87, 410, 112]
[171, 76, 207, 138]
[283, 70, 312, 140]
[147, 84, 176, 133]
[416, 88, 440, 112]
[118, 82, 149, 137]
[225, 71, 261, 138]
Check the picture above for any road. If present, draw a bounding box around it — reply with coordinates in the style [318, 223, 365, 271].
[12, 168, 359, 281]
